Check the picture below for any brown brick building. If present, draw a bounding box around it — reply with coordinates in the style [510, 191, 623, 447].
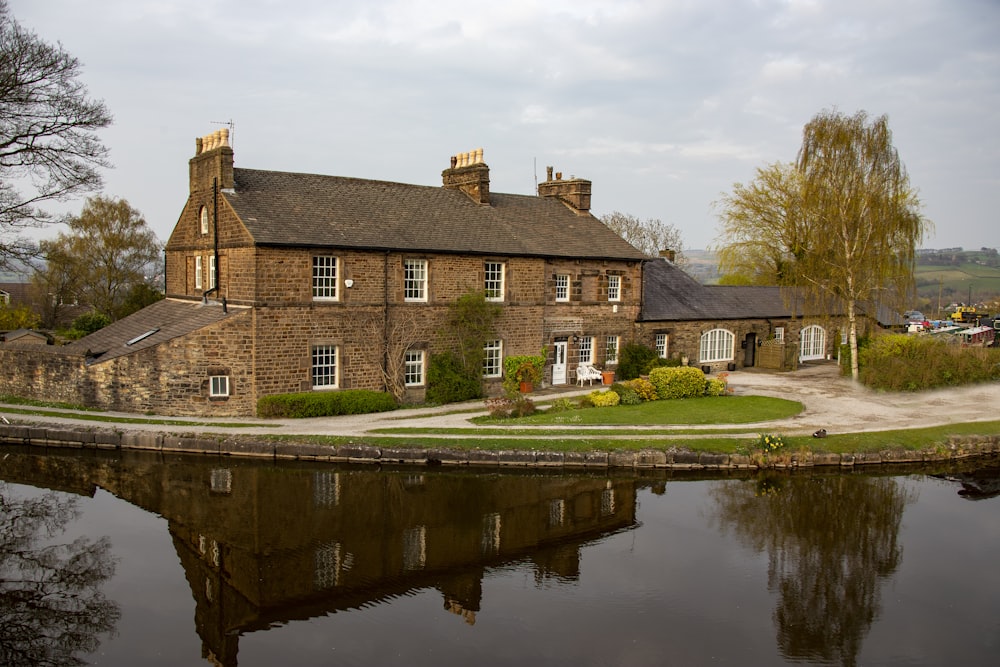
[0, 132, 646, 415]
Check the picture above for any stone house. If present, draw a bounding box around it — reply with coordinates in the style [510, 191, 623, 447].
[0, 131, 646, 416]
[638, 256, 841, 372]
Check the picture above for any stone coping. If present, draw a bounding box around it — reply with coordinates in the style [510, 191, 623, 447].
[2, 423, 998, 470]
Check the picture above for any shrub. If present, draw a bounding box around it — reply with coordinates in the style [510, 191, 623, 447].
[426, 351, 482, 404]
[622, 377, 658, 401]
[588, 390, 620, 407]
[484, 396, 537, 418]
[705, 378, 728, 396]
[609, 382, 642, 405]
[858, 333, 1000, 390]
[547, 397, 577, 413]
[617, 343, 657, 380]
[62, 310, 111, 340]
[648, 366, 707, 400]
[502, 353, 545, 395]
[258, 389, 397, 418]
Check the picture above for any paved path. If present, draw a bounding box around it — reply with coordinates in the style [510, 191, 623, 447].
[2, 363, 998, 439]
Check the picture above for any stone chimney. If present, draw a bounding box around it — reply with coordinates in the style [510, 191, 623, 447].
[189, 129, 234, 194]
[659, 249, 676, 263]
[537, 166, 591, 212]
[442, 148, 490, 204]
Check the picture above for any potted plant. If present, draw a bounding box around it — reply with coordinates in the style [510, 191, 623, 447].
[503, 354, 545, 394]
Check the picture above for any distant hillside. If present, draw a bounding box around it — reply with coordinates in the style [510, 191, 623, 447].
[681, 249, 721, 284]
[914, 247, 1000, 314]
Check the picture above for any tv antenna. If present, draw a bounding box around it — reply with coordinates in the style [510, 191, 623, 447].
[211, 119, 235, 149]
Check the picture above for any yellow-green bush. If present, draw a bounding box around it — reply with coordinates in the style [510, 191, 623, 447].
[858, 333, 1000, 390]
[622, 378, 658, 401]
[588, 390, 621, 407]
[648, 366, 707, 399]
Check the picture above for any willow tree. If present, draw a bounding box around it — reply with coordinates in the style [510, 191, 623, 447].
[796, 110, 926, 380]
[715, 110, 927, 380]
[714, 162, 807, 286]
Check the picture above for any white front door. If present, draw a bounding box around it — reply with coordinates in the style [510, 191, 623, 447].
[552, 341, 568, 385]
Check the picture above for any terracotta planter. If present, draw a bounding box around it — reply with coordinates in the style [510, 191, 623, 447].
[601, 371, 615, 385]
[519, 381, 534, 393]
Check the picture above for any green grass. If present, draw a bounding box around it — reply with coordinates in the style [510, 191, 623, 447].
[0, 405, 275, 429]
[231, 421, 1000, 454]
[474, 395, 803, 426]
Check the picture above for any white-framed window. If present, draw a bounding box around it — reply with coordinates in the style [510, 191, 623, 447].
[312, 344, 338, 389]
[209, 255, 217, 289]
[655, 333, 668, 358]
[484, 261, 505, 302]
[195, 255, 203, 289]
[774, 327, 785, 342]
[313, 256, 338, 300]
[578, 336, 594, 364]
[700, 328, 735, 363]
[483, 339, 503, 378]
[200, 206, 209, 235]
[800, 325, 827, 361]
[606, 335, 619, 364]
[607, 274, 621, 302]
[404, 259, 427, 302]
[209, 375, 229, 397]
[555, 274, 569, 302]
[404, 350, 425, 386]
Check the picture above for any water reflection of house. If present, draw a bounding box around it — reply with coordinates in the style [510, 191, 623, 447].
[0, 450, 638, 667]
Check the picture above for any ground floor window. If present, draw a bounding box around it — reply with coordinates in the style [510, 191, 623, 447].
[800, 325, 826, 361]
[483, 339, 503, 378]
[578, 336, 594, 364]
[606, 335, 619, 365]
[655, 333, 668, 358]
[404, 350, 425, 386]
[700, 329, 734, 363]
[209, 375, 230, 397]
[312, 345, 338, 388]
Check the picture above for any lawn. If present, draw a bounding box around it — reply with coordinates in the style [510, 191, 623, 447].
[474, 395, 804, 426]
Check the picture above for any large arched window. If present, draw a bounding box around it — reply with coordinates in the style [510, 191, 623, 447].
[699, 328, 734, 363]
[800, 325, 826, 361]
[199, 206, 209, 235]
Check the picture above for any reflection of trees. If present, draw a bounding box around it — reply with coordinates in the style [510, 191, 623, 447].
[710, 473, 914, 667]
[0, 483, 120, 667]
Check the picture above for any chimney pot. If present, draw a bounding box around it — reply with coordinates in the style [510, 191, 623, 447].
[546, 166, 553, 181]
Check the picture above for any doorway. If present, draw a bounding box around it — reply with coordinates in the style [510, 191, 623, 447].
[743, 332, 757, 367]
[552, 340, 568, 385]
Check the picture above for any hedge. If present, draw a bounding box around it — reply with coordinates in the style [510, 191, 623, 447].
[258, 389, 398, 418]
[648, 366, 707, 399]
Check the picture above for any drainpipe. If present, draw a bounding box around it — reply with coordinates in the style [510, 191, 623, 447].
[382, 250, 390, 393]
[202, 177, 221, 303]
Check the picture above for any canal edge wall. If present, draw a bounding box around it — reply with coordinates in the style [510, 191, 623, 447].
[2, 423, 999, 470]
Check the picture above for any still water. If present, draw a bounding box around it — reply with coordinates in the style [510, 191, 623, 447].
[1, 446, 998, 666]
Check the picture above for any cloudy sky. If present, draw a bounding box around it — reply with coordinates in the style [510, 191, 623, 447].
[11, 0, 1000, 251]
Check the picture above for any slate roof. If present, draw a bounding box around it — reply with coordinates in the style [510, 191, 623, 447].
[61, 298, 243, 364]
[223, 168, 648, 261]
[640, 259, 806, 322]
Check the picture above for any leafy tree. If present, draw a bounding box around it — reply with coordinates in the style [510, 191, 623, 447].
[41, 196, 161, 321]
[714, 162, 807, 286]
[0, 1, 112, 271]
[65, 310, 110, 339]
[0, 301, 38, 329]
[119, 282, 164, 319]
[426, 291, 501, 404]
[600, 211, 686, 264]
[714, 110, 928, 380]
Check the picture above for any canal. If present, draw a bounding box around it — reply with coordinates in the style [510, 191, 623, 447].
[1, 446, 998, 666]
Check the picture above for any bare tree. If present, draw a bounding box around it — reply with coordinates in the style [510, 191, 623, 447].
[0, 0, 112, 270]
[600, 211, 686, 265]
[361, 307, 423, 402]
